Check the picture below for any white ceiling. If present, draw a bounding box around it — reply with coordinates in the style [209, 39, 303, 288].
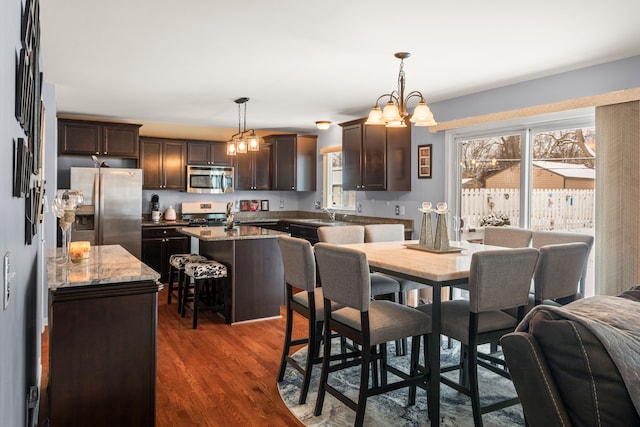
[39, 0, 640, 135]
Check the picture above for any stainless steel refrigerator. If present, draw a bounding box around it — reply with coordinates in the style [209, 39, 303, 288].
[70, 167, 143, 258]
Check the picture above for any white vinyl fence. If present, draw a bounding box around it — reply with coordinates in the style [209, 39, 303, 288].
[461, 188, 595, 231]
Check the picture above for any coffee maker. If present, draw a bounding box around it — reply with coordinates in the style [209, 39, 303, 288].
[151, 193, 160, 212]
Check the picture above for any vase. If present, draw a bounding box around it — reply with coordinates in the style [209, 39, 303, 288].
[419, 211, 434, 248]
[434, 212, 450, 251]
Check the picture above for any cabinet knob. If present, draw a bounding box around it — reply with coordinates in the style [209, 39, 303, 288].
[163, 230, 167, 234]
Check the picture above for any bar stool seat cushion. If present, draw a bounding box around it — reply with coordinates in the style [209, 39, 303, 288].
[184, 259, 227, 279]
[170, 254, 207, 270]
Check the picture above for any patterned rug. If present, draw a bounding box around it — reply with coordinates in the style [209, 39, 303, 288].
[277, 339, 525, 426]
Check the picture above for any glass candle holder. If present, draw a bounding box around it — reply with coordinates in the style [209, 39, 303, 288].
[69, 241, 91, 263]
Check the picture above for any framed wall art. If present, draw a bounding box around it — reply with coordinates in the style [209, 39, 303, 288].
[418, 144, 432, 179]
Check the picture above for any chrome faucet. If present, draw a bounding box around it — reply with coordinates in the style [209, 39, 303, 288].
[324, 207, 336, 222]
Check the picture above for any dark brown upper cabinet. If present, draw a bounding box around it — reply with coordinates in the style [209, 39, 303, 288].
[234, 144, 272, 190]
[186, 140, 232, 165]
[340, 118, 411, 191]
[140, 137, 186, 190]
[58, 118, 141, 158]
[265, 134, 317, 191]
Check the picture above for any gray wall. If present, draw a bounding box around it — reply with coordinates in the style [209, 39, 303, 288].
[0, 0, 45, 425]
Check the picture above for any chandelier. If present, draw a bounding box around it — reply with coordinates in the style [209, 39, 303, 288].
[226, 97, 261, 155]
[365, 52, 437, 128]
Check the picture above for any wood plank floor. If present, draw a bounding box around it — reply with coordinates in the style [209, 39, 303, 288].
[40, 287, 306, 426]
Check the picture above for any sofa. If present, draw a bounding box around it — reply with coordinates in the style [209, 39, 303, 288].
[501, 286, 640, 427]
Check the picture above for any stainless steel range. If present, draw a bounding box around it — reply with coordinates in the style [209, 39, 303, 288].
[181, 201, 231, 227]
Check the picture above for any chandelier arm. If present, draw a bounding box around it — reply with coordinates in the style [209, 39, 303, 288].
[404, 91, 426, 104]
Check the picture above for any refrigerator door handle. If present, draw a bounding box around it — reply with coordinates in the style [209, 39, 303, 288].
[99, 172, 105, 247]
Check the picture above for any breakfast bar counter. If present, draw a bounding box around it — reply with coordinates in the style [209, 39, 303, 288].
[46, 245, 161, 427]
[179, 226, 289, 323]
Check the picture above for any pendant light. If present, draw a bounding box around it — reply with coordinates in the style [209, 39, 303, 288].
[226, 97, 261, 155]
[365, 52, 437, 127]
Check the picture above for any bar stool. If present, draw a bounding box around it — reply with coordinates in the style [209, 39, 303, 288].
[167, 254, 207, 314]
[181, 259, 228, 329]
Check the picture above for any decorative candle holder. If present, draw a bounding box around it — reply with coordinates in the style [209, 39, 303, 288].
[418, 202, 434, 249]
[69, 241, 91, 263]
[433, 202, 450, 251]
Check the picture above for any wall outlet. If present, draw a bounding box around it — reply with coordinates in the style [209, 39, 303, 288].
[314, 201, 321, 210]
[279, 199, 285, 209]
[400, 205, 406, 215]
[395, 205, 400, 216]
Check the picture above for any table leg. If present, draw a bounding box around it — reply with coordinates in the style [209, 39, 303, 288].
[428, 284, 441, 426]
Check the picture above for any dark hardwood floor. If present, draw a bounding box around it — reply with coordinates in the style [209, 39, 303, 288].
[40, 287, 305, 426]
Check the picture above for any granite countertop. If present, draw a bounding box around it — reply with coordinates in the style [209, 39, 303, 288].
[47, 245, 160, 290]
[178, 225, 289, 241]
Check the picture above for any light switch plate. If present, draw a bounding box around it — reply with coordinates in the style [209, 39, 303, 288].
[3, 252, 11, 310]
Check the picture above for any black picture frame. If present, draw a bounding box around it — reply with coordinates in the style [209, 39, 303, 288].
[260, 200, 269, 211]
[418, 144, 432, 179]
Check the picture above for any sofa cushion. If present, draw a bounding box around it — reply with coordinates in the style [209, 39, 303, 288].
[530, 309, 640, 426]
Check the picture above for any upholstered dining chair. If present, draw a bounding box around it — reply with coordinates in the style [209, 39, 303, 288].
[276, 236, 327, 404]
[313, 243, 431, 427]
[318, 225, 403, 355]
[417, 247, 540, 427]
[532, 242, 590, 306]
[317, 225, 401, 299]
[531, 230, 594, 297]
[363, 224, 429, 305]
[483, 226, 532, 248]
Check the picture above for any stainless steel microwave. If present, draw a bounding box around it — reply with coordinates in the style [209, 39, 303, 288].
[186, 165, 234, 194]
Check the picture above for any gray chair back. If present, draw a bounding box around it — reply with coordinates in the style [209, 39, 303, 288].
[534, 242, 590, 303]
[531, 230, 594, 295]
[314, 243, 371, 311]
[483, 226, 532, 248]
[277, 236, 316, 293]
[317, 225, 365, 244]
[364, 224, 404, 242]
[469, 248, 540, 313]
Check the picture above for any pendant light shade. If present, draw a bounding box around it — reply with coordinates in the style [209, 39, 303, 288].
[365, 106, 384, 125]
[410, 101, 437, 126]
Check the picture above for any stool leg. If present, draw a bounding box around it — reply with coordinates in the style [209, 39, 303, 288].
[177, 269, 186, 315]
[168, 264, 176, 304]
[192, 278, 201, 329]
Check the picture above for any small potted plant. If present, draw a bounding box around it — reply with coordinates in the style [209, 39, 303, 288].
[480, 211, 511, 227]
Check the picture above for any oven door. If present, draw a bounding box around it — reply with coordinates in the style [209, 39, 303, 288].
[187, 166, 234, 194]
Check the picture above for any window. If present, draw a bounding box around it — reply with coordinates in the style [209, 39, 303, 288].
[447, 109, 596, 294]
[323, 149, 356, 210]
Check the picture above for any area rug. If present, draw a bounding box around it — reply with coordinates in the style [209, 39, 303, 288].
[277, 339, 525, 426]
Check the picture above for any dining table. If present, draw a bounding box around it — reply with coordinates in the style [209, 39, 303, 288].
[340, 239, 501, 427]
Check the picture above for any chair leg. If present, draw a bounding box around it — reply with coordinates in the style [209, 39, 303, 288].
[468, 342, 483, 427]
[379, 344, 388, 386]
[299, 314, 318, 404]
[355, 345, 371, 427]
[408, 335, 421, 405]
[277, 303, 293, 383]
[313, 321, 332, 417]
[177, 269, 185, 314]
[459, 344, 470, 388]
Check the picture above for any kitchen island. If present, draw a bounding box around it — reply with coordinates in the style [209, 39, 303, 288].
[179, 225, 289, 324]
[46, 245, 161, 427]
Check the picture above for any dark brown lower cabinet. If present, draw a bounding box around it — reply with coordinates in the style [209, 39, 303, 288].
[48, 281, 160, 427]
[142, 226, 189, 282]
